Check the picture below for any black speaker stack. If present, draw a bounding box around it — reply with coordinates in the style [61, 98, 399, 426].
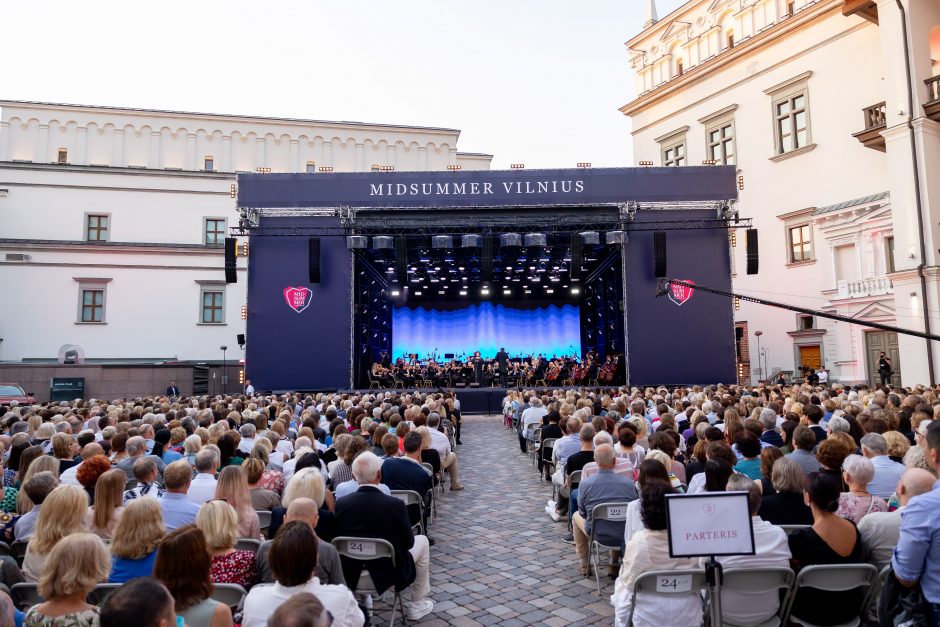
[224, 238, 238, 283]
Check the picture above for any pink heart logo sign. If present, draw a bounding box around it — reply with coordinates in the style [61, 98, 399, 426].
[703, 503, 716, 517]
[668, 280, 695, 307]
[283, 286, 313, 314]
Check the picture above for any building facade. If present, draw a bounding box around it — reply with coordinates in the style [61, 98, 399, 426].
[622, 0, 940, 387]
[0, 101, 491, 380]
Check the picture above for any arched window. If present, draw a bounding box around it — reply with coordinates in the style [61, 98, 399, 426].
[677, 58, 684, 76]
[727, 31, 735, 49]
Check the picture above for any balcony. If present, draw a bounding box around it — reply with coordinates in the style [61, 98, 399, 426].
[837, 276, 893, 299]
[842, 0, 878, 23]
[852, 102, 886, 152]
[925, 76, 940, 122]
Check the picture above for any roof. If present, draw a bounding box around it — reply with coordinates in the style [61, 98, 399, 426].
[0, 99, 461, 135]
[812, 191, 889, 216]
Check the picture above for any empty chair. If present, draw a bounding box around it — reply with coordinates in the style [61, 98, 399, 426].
[781, 564, 879, 627]
[255, 510, 272, 535]
[332, 536, 407, 626]
[721, 567, 795, 627]
[540, 438, 558, 483]
[210, 582, 248, 608]
[390, 490, 426, 536]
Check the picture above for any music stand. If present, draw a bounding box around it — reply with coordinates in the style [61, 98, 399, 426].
[665, 492, 755, 626]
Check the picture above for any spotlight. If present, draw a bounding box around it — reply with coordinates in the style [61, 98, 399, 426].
[639, 160, 654, 166]
[503, 289, 511, 295]
[546, 289, 555, 294]
[318, 166, 334, 172]
[447, 164, 462, 171]
[524, 289, 531, 294]
[390, 290, 400, 296]
[415, 291, 423, 296]
[431, 235, 453, 249]
[346, 235, 368, 249]
[373, 236, 394, 249]
[571, 287, 580, 294]
[481, 287, 490, 295]
[460, 234, 482, 248]
[459, 290, 467, 296]
[510, 163, 525, 169]
[524, 233, 547, 247]
[438, 290, 445, 294]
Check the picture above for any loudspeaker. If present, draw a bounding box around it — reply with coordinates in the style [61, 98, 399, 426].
[570, 233, 582, 282]
[482, 235, 494, 283]
[653, 231, 667, 278]
[746, 228, 759, 275]
[224, 238, 238, 283]
[395, 238, 408, 285]
[236, 333, 246, 345]
[308, 237, 321, 283]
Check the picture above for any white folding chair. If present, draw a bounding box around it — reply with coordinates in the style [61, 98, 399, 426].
[721, 567, 795, 626]
[390, 489, 426, 536]
[628, 569, 707, 626]
[780, 563, 879, 627]
[332, 536, 406, 627]
[255, 510, 272, 535]
[539, 438, 557, 483]
[210, 583, 248, 608]
[588, 502, 630, 594]
[235, 538, 263, 555]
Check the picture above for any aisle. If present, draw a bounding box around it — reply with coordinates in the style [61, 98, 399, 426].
[372, 414, 614, 626]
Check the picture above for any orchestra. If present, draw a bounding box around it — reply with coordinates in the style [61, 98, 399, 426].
[369, 349, 620, 388]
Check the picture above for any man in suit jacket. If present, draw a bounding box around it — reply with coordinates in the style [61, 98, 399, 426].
[495, 348, 509, 387]
[335, 452, 434, 621]
[166, 381, 180, 397]
[382, 432, 433, 534]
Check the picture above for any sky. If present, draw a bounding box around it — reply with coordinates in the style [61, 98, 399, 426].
[2, 0, 685, 169]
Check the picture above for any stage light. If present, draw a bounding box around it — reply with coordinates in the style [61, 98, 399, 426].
[459, 290, 467, 295]
[431, 235, 453, 249]
[577, 162, 592, 168]
[229, 184, 237, 198]
[500, 233, 522, 247]
[571, 287, 580, 294]
[241, 305, 247, 320]
[605, 231, 628, 245]
[447, 164, 462, 171]
[580, 231, 600, 246]
[346, 235, 368, 249]
[503, 289, 511, 295]
[458, 266, 465, 271]
[318, 166, 334, 172]
[551, 276, 560, 282]
[379, 165, 395, 172]
[415, 291, 423, 296]
[529, 266, 535, 270]
[729, 231, 737, 247]
[639, 160, 653, 166]
[510, 163, 525, 169]
[460, 234, 482, 248]
[524, 233, 547, 247]
[438, 290, 445, 294]
[524, 289, 531, 294]
[255, 167, 272, 174]
[546, 289, 555, 294]
[734, 296, 741, 310]
[702, 159, 718, 165]
[390, 290, 400, 296]
[373, 236, 394, 249]
[481, 287, 490, 295]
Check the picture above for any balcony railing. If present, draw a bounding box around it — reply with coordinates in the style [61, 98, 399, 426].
[852, 102, 887, 151]
[837, 276, 893, 299]
[925, 76, 940, 122]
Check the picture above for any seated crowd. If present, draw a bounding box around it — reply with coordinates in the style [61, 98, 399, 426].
[0, 390, 466, 626]
[505, 384, 940, 627]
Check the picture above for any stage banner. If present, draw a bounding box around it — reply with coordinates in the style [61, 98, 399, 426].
[246, 216, 351, 390]
[624, 210, 737, 385]
[237, 166, 737, 209]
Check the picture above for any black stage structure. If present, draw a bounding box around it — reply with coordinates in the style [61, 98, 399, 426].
[234, 167, 744, 392]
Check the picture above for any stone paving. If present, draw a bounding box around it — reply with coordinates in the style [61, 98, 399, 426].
[371, 414, 615, 626]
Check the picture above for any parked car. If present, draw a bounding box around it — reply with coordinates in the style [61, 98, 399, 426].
[0, 383, 37, 406]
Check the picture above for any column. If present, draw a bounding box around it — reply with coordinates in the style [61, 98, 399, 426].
[149, 131, 161, 168]
[37, 124, 49, 163]
[221, 135, 232, 171]
[289, 139, 299, 172]
[112, 128, 125, 167]
[355, 142, 364, 171]
[185, 132, 196, 170]
[76, 126, 87, 165]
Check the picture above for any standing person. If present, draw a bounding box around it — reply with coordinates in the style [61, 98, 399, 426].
[471, 351, 484, 386]
[495, 348, 509, 387]
[166, 381, 180, 397]
[245, 379, 255, 397]
[878, 352, 893, 386]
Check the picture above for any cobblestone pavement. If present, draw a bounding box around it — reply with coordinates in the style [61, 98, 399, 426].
[371, 414, 615, 626]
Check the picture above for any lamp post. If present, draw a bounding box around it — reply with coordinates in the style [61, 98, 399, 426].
[754, 331, 763, 383]
[220, 345, 228, 395]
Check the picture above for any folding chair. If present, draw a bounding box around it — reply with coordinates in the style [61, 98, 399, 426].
[528, 427, 541, 465]
[9, 540, 28, 567]
[721, 567, 795, 626]
[628, 569, 707, 626]
[124, 479, 138, 491]
[332, 536, 407, 627]
[539, 438, 557, 484]
[566, 470, 583, 532]
[255, 510, 272, 535]
[780, 563, 879, 627]
[588, 502, 630, 594]
[211, 583, 248, 608]
[235, 538, 263, 555]
[10, 582, 43, 611]
[368, 371, 381, 389]
[390, 490, 426, 536]
[778, 524, 811, 536]
[0, 541, 10, 557]
[88, 583, 122, 606]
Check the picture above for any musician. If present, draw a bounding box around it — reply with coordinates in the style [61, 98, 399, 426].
[495, 347, 509, 387]
[379, 350, 391, 368]
[372, 362, 393, 387]
[471, 351, 484, 385]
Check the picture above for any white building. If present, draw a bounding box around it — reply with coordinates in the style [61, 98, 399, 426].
[0, 101, 492, 367]
[622, 0, 940, 387]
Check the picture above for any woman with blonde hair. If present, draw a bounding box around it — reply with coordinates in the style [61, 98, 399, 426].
[23, 484, 89, 582]
[15, 455, 60, 515]
[85, 468, 126, 540]
[109, 497, 165, 582]
[196, 500, 257, 588]
[23, 532, 111, 626]
[182, 434, 202, 465]
[244, 457, 281, 511]
[214, 465, 261, 540]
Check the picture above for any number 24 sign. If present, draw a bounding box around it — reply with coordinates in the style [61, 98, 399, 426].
[656, 574, 692, 592]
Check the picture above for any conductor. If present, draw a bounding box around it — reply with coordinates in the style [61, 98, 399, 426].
[495, 347, 509, 387]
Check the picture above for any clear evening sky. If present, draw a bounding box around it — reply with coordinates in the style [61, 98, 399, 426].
[2, 0, 684, 169]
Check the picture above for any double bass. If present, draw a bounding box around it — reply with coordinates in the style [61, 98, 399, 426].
[599, 354, 621, 384]
[546, 359, 562, 383]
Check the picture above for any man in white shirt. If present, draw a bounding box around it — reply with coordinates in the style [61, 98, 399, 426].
[244, 380, 255, 397]
[858, 468, 936, 568]
[426, 413, 463, 491]
[704, 474, 791, 625]
[186, 448, 219, 505]
[282, 442, 314, 484]
[817, 369, 829, 385]
[861, 432, 906, 498]
[238, 423, 257, 455]
[242, 520, 364, 627]
[519, 398, 548, 453]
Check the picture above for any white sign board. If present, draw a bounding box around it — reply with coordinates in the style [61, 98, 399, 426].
[346, 541, 377, 557]
[665, 492, 755, 558]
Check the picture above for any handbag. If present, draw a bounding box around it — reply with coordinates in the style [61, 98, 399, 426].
[879, 566, 933, 627]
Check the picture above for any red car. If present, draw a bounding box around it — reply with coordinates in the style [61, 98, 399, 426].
[0, 383, 37, 406]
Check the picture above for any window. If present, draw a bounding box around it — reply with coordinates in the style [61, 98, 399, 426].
[786, 0, 795, 16]
[885, 236, 896, 273]
[727, 32, 735, 49]
[663, 142, 685, 166]
[798, 314, 815, 330]
[655, 126, 689, 168]
[201, 289, 225, 324]
[707, 123, 735, 164]
[204, 218, 227, 245]
[676, 59, 684, 77]
[80, 289, 104, 322]
[789, 224, 812, 262]
[57, 148, 68, 164]
[835, 244, 858, 281]
[85, 214, 109, 242]
[775, 93, 809, 154]
[306, 162, 317, 173]
[204, 156, 214, 171]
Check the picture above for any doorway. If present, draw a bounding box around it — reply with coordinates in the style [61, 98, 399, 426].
[866, 331, 900, 386]
[799, 345, 821, 375]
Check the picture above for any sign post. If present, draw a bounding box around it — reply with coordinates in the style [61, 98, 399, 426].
[665, 491, 755, 626]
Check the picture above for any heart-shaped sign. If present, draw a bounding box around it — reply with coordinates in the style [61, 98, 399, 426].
[702, 503, 716, 517]
[668, 279, 695, 307]
[283, 286, 313, 314]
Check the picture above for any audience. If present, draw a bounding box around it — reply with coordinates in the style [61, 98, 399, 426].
[187, 448, 220, 505]
[13, 471, 57, 542]
[215, 465, 262, 540]
[267, 592, 332, 627]
[109, 497, 165, 583]
[758, 457, 814, 525]
[24, 533, 110, 626]
[859, 467, 935, 569]
[158, 459, 201, 531]
[196, 499, 257, 588]
[23, 484, 88, 582]
[100, 576, 177, 627]
[837, 454, 888, 523]
[861, 432, 906, 498]
[85, 468, 125, 540]
[256, 497, 345, 585]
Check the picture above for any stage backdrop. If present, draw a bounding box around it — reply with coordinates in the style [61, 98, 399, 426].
[246, 216, 352, 390]
[624, 210, 737, 385]
[392, 302, 581, 361]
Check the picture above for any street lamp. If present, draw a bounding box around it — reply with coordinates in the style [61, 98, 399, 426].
[754, 331, 763, 383]
[220, 345, 228, 395]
